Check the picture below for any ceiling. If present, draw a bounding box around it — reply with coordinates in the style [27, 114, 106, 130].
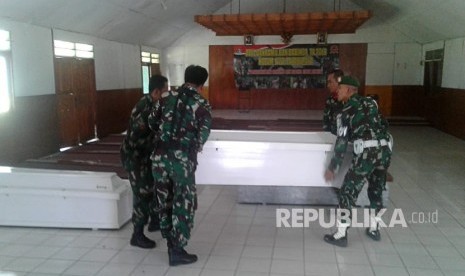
[0, 0, 465, 49]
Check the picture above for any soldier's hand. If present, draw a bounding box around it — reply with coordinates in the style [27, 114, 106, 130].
[324, 169, 335, 182]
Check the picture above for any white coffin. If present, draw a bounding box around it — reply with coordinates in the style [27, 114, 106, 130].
[196, 130, 341, 187]
[196, 130, 389, 206]
[0, 166, 132, 229]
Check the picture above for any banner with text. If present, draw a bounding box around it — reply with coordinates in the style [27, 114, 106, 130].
[233, 44, 340, 90]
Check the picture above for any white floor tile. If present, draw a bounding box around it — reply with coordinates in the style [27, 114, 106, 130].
[62, 260, 106, 276]
[433, 256, 465, 271]
[367, 252, 404, 267]
[0, 256, 15, 270]
[51, 247, 90, 260]
[237, 257, 271, 273]
[164, 266, 202, 276]
[22, 245, 61, 259]
[337, 263, 374, 276]
[204, 255, 240, 270]
[371, 265, 409, 276]
[2, 257, 45, 272]
[129, 264, 168, 275]
[32, 259, 75, 274]
[95, 263, 137, 276]
[270, 259, 304, 275]
[407, 267, 445, 276]
[335, 249, 370, 265]
[42, 235, 77, 247]
[109, 249, 149, 264]
[273, 246, 304, 260]
[200, 268, 235, 276]
[400, 254, 438, 269]
[211, 244, 244, 257]
[0, 125, 464, 276]
[80, 248, 119, 262]
[242, 246, 273, 259]
[0, 244, 35, 257]
[304, 262, 339, 276]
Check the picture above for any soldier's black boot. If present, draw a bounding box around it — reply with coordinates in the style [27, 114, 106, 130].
[167, 238, 173, 254]
[148, 215, 160, 232]
[366, 228, 381, 241]
[324, 220, 350, 247]
[169, 247, 198, 266]
[130, 225, 156, 249]
[366, 214, 381, 241]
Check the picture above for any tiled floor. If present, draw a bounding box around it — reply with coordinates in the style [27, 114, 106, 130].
[1, 124, 465, 275]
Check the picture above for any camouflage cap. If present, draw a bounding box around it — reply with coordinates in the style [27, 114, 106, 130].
[338, 76, 360, 88]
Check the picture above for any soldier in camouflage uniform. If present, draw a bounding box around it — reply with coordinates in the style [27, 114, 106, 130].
[323, 69, 344, 135]
[149, 65, 211, 266]
[120, 75, 169, 249]
[323, 76, 392, 247]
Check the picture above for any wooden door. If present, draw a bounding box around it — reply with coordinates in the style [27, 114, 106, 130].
[151, 63, 161, 75]
[424, 60, 442, 96]
[55, 57, 96, 147]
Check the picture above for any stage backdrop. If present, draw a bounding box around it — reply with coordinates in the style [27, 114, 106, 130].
[234, 44, 340, 90]
[209, 44, 367, 110]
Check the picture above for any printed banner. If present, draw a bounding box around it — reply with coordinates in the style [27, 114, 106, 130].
[233, 44, 340, 90]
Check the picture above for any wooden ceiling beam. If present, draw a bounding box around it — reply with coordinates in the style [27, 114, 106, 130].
[195, 10, 372, 36]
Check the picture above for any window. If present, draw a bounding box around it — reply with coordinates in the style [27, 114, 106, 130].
[54, 40, 94, 59]
[141, 51, 160, 94]
[141, 52, 159, 64]
[0, 29, 12, 113]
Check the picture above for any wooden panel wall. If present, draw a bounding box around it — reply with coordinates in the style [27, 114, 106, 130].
[365, 85, 393, 116]
[209, 44, 367, 110]
[0, 95, 60, 165]
[364, 85, 425, 117]
[426, 88, 465, 140]
[391, 85, 425, 117]
[96, 88, 143, 138]
[338, 44, 367, 96]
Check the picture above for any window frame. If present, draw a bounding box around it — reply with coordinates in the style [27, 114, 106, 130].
[141, 51, 160, 94]
[0, 30, 13, 114]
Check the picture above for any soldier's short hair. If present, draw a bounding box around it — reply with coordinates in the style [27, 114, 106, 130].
[185, 65, 208, 86]
[327, 69, 344, 80]
[149, 75, 168, 92]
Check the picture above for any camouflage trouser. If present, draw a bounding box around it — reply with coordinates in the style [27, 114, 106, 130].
[152, 155, 197, 248]
[126, 159, 158, 228]
[338, 145, 392, 217]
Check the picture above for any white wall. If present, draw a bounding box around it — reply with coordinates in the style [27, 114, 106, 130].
[0, 19, 55, 97]
[366, 43, 395, 85]
[0, 19, 153, 98]
[53, 29, 143, 91]
[442, 38, 465, 89]
[393, 43, 423, 85]
[422, 39, 465, 89]
[365, 42, 422, 86]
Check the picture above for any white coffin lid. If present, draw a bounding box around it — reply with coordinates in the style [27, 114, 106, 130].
[209, 130, 336, 143]
[0, 166, 118, 191]
[206, 130, 336, 151]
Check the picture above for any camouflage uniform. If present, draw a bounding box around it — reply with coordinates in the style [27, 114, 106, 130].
[149, 84, 212, 248]
[120, 94, 160, 228]
[323, 94, 344, 135]
[328, 94, 392, 214]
